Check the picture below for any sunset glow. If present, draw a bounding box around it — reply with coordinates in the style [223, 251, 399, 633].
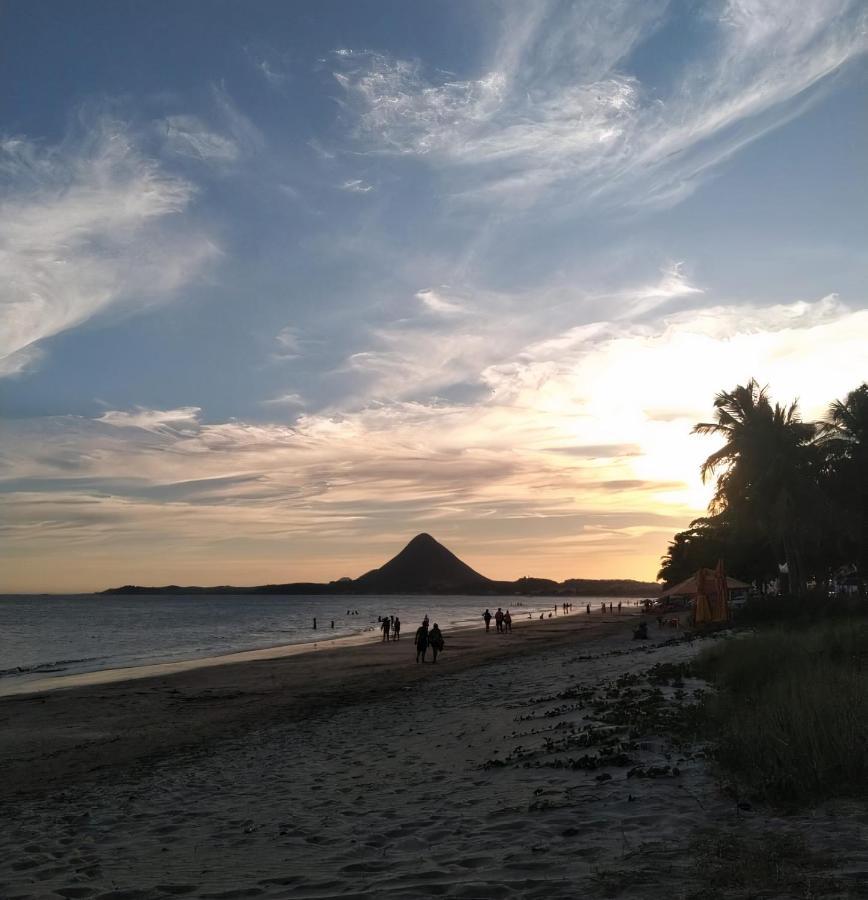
[2, 2, 866, 592]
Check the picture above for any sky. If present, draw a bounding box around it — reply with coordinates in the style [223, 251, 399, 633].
[1, 0, 867, 592]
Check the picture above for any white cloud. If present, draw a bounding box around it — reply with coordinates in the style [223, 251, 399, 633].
[0, 344, 44, 378]
[334, 0, 867, 209]
[0, 118, 217, 375]
[414, 289, 466, 316]
[97, 406, 203, 433]
[339, 178, 374, 193]
[261, 392, 305, 407]
[611, 263, 704, 319]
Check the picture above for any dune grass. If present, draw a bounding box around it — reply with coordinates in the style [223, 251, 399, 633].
[694, 619, 868, 805]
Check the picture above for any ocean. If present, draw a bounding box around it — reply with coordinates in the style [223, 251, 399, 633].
[0, 593, 631, 688]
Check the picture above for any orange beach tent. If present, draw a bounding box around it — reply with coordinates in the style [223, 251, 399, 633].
[660, 564, 748, 625]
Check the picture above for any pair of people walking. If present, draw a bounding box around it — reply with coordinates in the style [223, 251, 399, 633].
[380, 615, 401, 641]
[414, 620, 444, 663]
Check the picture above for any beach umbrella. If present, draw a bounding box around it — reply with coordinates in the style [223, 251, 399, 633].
[694, 566, 713, 626]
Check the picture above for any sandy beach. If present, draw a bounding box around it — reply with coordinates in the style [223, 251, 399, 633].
[3, 611, 867, 899]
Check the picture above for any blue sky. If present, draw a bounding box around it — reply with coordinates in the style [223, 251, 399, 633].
[1, 1, 866, 591]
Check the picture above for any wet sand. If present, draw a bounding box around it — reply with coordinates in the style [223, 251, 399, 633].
[3, 611, 866, 899]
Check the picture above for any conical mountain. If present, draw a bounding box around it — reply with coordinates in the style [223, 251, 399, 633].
[352, 533, 493, 593]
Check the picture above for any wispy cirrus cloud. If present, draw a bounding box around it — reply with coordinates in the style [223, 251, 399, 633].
[334, 0, 867, 209]
[339, 178, 374, 193]
[96, 406, 203, 433]
[0, 116, 217, 376]
[414, 289, 467, 316]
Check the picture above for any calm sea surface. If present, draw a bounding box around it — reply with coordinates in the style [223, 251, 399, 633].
[0, 593, 628, 686]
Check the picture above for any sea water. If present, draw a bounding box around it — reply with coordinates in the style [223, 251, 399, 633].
[0, 593, 625, 687]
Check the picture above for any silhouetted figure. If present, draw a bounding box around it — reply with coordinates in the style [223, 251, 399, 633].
[504, 610, 512, 632]
[429, 624, 444, 663]
[617, 602, 622, 615]
[600, 603, 606, 614]
[331, 620, 334, 629]
[393, 617, 401, 640]
[495, 607, 504, 633]
[313, 617, 317, 629]
[415, 622, 429, 663]
[381, 617, 391, 641]
[483, 609, 492, 632]
[609, 603, 613, 613]
[423, 614, 429, 628]
[586, 603, 591, 615]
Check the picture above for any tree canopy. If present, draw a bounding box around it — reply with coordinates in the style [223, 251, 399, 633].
[658, 380, 867, 597]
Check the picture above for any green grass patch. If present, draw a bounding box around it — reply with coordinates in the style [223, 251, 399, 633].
[695, 620, 868, 805]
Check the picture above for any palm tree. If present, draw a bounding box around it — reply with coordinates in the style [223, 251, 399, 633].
[822, 383, 868, 456]
[819, 383, 868, 582]
[692, 379, 819, 596]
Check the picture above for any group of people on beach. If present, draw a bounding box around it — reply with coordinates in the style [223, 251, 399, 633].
[482, 607, 513, 633]
[413, 615, 444, 663]
[585, 601, 622, 615]
[378, 615, 401, 641]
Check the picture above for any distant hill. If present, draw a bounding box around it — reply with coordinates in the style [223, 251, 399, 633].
[560, 578, 660, 598]
[352, 532, 493, 593]
[101, 533, 660, 597]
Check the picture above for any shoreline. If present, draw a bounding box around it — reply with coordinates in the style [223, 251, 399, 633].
[0, 609, 637, 803]
[1, 595, 641, 696]
[1, 602, 636, 698]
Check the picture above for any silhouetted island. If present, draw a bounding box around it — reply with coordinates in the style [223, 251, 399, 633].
[101, 533, 659, 597]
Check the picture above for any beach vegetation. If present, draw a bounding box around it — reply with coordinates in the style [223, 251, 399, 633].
[694, 620, 868, 806]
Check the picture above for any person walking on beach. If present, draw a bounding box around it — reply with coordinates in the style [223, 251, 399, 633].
[393, 617, 401, 640]
[415, 622, 429, 663]
[504, 609, 512, 633]
[495, 608, 504, 632]
[429, 623, 444, 663]
[381, 617, 390, 641]
[483, 609, 492, 632]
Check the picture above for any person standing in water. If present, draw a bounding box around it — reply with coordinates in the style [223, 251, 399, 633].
[393, 617, 401, 640]
[381, 617, 390, 642]
[495, 607, 504, 633]
[415, 621, 429, 663]
[429, 624, 444, 663]
[483, 609, 493, 632]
